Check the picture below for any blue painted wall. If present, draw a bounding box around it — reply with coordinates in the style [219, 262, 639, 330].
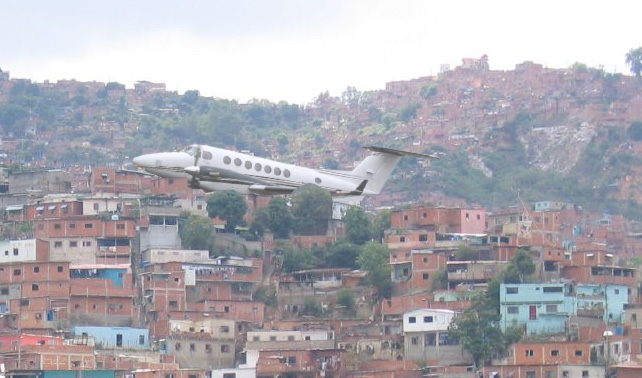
[73, 326, 149, 349]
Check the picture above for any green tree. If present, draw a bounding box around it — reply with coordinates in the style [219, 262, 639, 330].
[399, 102, 421, 123]
[282, 248, 318, 273]
[432, 268, 449, 290]
[628, 121, 642, 141]
[626, 47, 642, 76]
[448, 278, 519, 367]
[291, 184, 332, 235]
[301, 297, 323, 317]
[420, 83, 439, 99]
[179, 212, 214, 252]
[343, 206, 373, 245]
[372, 210, 391, 241]
[337, 289, 356, 311]
[357, 242, 393, 298]
[448, 306, 503, 367]
[325, 240, 360, 269]
[266, 197, 293, 239]
[503, 248, 536, 284]
[206, 190, 248, 232]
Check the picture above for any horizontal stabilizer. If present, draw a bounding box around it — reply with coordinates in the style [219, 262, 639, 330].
[364, 146, 439, 160]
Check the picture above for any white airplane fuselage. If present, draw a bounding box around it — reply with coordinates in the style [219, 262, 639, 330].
[133, 144, 437, 196]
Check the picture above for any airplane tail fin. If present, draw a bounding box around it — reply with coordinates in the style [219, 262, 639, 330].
[350, 146, 438, 194]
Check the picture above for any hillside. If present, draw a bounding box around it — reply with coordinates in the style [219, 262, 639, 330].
[1, 59, 642, 217]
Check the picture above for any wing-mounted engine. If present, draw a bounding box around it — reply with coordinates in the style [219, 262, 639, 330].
[184, 166, 220, 181]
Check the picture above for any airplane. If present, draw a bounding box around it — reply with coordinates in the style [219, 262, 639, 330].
[132, 144, 438, 197]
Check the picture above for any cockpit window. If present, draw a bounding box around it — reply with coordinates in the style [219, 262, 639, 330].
[183, 146, 200, 157]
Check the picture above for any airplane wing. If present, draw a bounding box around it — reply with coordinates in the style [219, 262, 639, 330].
[364, 146, 439, 159]
[247, 184, 298, 195]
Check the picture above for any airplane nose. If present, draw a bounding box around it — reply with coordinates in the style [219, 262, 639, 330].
[133, 154, 153, 168]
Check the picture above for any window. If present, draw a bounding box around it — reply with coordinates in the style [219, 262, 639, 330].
[423, 273, 429, 280]
[57, 266, 64, 272]
[222, 374, 236, 378]
[287, 356, 296, 364]
[69, 223, 76, 229]
[424, 333, 436, 346]
[411, 337, 418, 345]
[205, 344, 212, 353]
[419, 234, 428, 242]
[562, 371, 569, 378]
[33, 266, 39, 273]
[582, 371, 589, 377]
[255, 163, 262, 171]
[614, 289, 620, 295]
[54, 224, 61, 229]
[400, 236, 406, 242]
[93, 203, 99, 211]
[190, 343, 195, 351]
[526, 372, 535, 378]
[265, 165, 271, 173]
[252, 336, 260, 341]
[408, 316, 416, 323]
[507, 306, 519, 314]
[287, 335, 295, 341]
[70, 241, 77, 248]
[551, 349, 560, 356]
[274, 167, 281, 176]
[546, 304, 558, 313]
[506, 287, 518, 294]
[315, 177, 322, 184]
[284, 169, 291, 178]
[32, 284, 39, 291]
[543, 286, 563, 293]
[221, 344, 230, 353]
[245, 161, 252, 169]
[139, 335, 145, 345]
[13, 269, 21, 276]
[202, 151, 212, 160]
[83, 241, 91, 247]
[54, 241, 62, 248]
[116, 334, 123, 347]
[575, 350, 583, 357]
[0, 288, 8, 295]
[270, 336, 277, 341]
[234, 158, 242, 166]
[169, 300, 178, 308]
[84, 223, 93, 229]
[223, 156, 231, 164]
[116, 224, 125, 229]
[423, 316, 433, 323]
[175, 342, 182, 351]
[220, 326, 230, 333]
[525, 349, 534, 357]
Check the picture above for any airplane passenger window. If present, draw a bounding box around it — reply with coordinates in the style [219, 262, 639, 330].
[315, 178, 322, 184]
[284, 169, 291, 178]
[274, 167, 281, 176]
[245, 161, 252, 169]
[223, 156, 231, 164]
[202, 151, 212, 160]
[234, 158, 242, 166]
[264, 166, 272, 173]
[255, 163, 262, 171]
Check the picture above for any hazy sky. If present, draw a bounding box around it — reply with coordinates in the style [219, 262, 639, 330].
[3, 0, 641, 104]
